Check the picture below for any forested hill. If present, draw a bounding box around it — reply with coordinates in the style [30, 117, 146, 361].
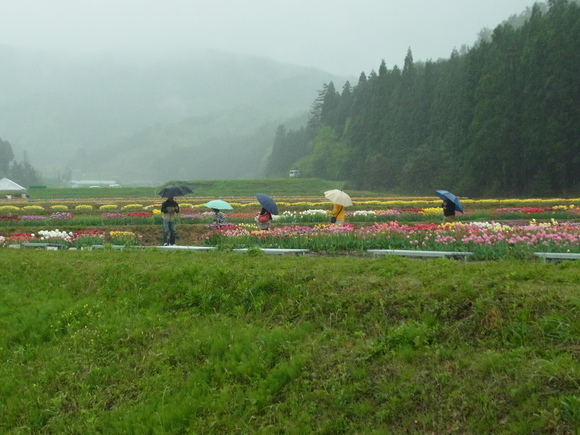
[267, 0, 580, 197]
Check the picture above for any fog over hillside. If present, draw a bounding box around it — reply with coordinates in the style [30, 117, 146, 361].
[1, 0, 545, 185]
[0, 47, 350, 184]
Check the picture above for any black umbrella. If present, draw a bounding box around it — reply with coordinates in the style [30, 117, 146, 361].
[158, 185, 193, 198]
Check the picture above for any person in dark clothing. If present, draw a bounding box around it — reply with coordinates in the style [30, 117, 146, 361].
[161, 196, 180, 245]
[442, 198, 456, 223]
[212, 208, 226, 226]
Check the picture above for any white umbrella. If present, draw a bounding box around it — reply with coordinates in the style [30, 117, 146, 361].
[324, 189, 353, 207]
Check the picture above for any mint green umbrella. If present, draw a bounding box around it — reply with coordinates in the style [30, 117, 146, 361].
[205, 199, 233, 210]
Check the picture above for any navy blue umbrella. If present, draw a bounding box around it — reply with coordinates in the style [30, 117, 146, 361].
[256, 193, 278, 215]
[435, 190, 464, 213]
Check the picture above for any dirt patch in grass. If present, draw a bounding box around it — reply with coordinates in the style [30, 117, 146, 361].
[136, 224, 208, 245]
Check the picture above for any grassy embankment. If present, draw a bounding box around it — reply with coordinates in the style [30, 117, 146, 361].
[24, 178, 350, 201]
[2, 250, 580, 433]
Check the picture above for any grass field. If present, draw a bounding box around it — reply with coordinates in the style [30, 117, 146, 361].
[23, 178, 350, 200]
[2, 249, 580, 433]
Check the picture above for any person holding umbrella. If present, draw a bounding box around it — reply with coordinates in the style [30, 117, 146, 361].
[324, 189, 352, 225]
[441, 198, 456, 223]
[205, 199, 233, 228]
[255, 193, 278, 230]
[331, 203, 345, 225]
[256, 207, 272, 230]
[161, 196, 180, 245]
[212, 209, 226, 226]
[435, 190, 463, 223]
[158, 184, 192, 246]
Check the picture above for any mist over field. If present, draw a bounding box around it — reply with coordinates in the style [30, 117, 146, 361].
[0, 48, 345, 183]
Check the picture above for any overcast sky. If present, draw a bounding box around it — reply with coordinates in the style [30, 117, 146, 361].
[2, 0, 538, 75]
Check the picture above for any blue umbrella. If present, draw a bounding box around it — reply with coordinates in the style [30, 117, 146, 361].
[256, 193, 278, 215]
[205, 199, 233, 210]
[435, 190, 464, 213]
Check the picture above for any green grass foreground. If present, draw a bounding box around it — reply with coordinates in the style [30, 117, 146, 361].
[1, 250, 580, 434]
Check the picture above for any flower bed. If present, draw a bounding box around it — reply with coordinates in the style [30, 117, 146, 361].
[71, 229, 106, 247]
[50, 212, 74, 220]
[2, 196, 579, 225]
[2, 218, 579, 260]
[0, 229, 143, 248]
[127, 212, 153, 218]
[38, 229, 74, 245]
[1, 197, 579, 259]
[109, 231, 142, 246]
[203, 220, 580, 260]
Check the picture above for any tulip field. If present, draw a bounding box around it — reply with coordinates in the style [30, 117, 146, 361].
[1, 196, 579, 260]
[2, 193, 580, 433]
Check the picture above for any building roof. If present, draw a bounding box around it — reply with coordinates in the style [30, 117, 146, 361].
[0, 177, 26, 191]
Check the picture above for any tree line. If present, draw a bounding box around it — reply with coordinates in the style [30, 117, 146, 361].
[0, 138, 42, 187]
[266, 0, 580, 197]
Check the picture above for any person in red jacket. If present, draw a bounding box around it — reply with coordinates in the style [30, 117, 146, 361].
[255, 207, 272, 230]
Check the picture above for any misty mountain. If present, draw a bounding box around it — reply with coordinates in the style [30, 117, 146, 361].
[85, 105, 310, 184]
[0, 46, 351, 183]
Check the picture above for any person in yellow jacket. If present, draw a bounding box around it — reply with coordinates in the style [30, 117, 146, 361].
[330, 203, 345, 225]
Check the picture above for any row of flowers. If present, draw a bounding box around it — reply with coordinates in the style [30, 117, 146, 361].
[1, 201, 578, 213]
[0, 202, 268, 212]
[1, 230, 141, 247]
[1, 212, 157, 221]
[202, 219, 580, 260]
[0, 204, 161, 212]
[3, 219, 579, 259]
[2, 207, 580, 225]
[1, 212, 76, 220]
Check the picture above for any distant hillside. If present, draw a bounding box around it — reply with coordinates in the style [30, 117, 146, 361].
[0, 47, 352, 182]
[85, 107, 310, 184]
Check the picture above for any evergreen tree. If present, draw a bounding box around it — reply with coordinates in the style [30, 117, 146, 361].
[534, 0, 580, 194]
[0, 137, 14, 176]
[265, 125, 312, 177]
[265, 125, 289, 177]
[319, 82, 341, 129]
[466, 24, 524, 195]
[294, 126, 352, 181]
[10, 152, 42, 187]
[272, 1, 580, 196]
[357, 72, 367, 86]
